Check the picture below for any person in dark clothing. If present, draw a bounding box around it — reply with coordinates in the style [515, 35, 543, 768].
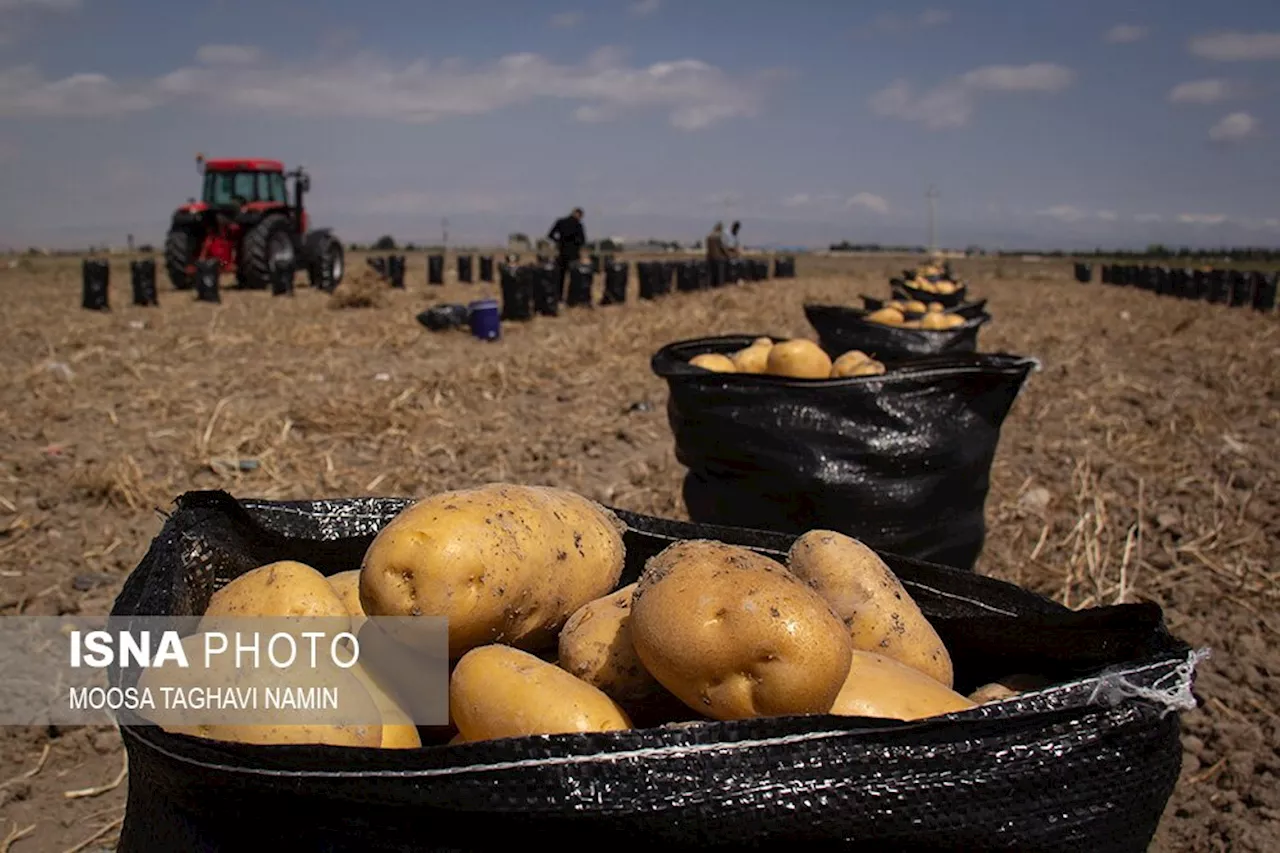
[705, 222, 729, 288]
[547, 207, 586, 300]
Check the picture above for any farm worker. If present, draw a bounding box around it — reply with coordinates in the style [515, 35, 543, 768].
[705, 222, 729, 287]
[547, 207, 586, 301]
[724, 221, 742, 257]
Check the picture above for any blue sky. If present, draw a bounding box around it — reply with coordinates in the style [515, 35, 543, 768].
[1, 0, 1278, 250]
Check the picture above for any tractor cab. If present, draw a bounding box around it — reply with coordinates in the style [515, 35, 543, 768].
[164, 155, 341, 292]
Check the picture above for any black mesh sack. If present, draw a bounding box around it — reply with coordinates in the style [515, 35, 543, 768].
[130, 259, 158, 307]
[1228, 271, 1252, 308]
[567, 262, 594, 307]
[108, 490, 1199, 853]
[676, 262, 702, 292]
[427, 254, 444, 285]
[805, 303, 990, 359]
[532, 263, 559, 317]
[652, 336, 1036, 570]
[1073, 262, 1092, 283]
[415, 304, 469, 331]
[1253, 272, 1277, 313]
[81, 259, 110, 311]
[602, 262, 627, 305]
[859, 295, 989, 320]
[500, 265, 532, 321]
[891, 279, 967, 307]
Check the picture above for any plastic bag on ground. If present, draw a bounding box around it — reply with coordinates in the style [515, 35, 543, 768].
[805, 303, 990, 359]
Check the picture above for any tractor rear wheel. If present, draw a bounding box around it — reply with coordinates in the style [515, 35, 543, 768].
[307, 235, 344, 292]
[241, 214, 297, 290]
[164, 227, 198, 290]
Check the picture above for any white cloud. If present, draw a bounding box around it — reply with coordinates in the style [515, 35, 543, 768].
[863, 8, 952, 34]
[1134, 213, 1163, 223]
[847, 192, 889, 214]
[1104, 24, 1147, 44]
[549, 11, 582, 28]
[782, 193, 810, 208]
[629, 0, 660, 18]
[870, 62, 1072, 129]
[1168, 78, 1236, 104]
[0, 47, 777, 130]
[1208, 111, 1258, 142]
[1036, 205, 1089, 223]
[195, 44, 262, 65]
[1096, 210, 1118, 222]
[1190, 31, 1280, 61]
[1177, 213, 1228, 225]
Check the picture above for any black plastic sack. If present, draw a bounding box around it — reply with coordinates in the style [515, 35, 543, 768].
[676, 261, 701, 292]
[1206, 270, 1229, 304]
[1169, 268, 1189, 299]
[1252, 273, 1277, 313]
[500, 265, 532, 321]
[1153, 267, 1172, 296]
[589, 253, 602, 273]
[416, 303, 469, 331]
[708, 259, 726, 288]
[1228, 271, 1251, 307]
[805, 304, 990, 360]
[81, 259, 109, 311]
[1073, 263, 1092, 283]
[109, 489, 1196, 853]
[457, 255, 473, 284]
[129, 259, 157, 307]
[602, 261, 627, 305]
[653, 336, 1036, 570]
[194, 259, 220, 303]
[892, 279, 967, 308]
[427, 254, 444, 285]
[479, 255, 494, 283]
[532, 263, 559, 317]
[774, 256, 796, 278]
[567, 262, 594, 307]
[638, 261, 668, 300]
[1099, 264, 1113, 284]
[387, 255, 406, 289]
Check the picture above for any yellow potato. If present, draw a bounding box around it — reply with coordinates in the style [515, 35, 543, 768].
[887, 300, 907, 311]
[690, 353, 737, 373]
[629, 540, 853, 721]
[450, 644, 632, 741]
[865, 307, 904, 326]
[900, 320, 922, 329]
[751, 337, 774, 348]
[558, 583, 663, 704]
[328, 569, 366, 633]
[903, 300, 928, 313]
[968, 674, 1052, 704]
[730, 344, 771, 374]
[830, 651, 975, 720]
[829, 350, 870, 378]
[360, 484, 626, 659]
[139, 633, 383, 747]
[765, 339, 832, 379]
[200, 560, 349, 632]
[347, 660, 422, 748]
[936, 281, 958, 295]
[919, 311, 950, 331]
[786, 530, 953, 687]
[969, 683, 1018, 704]
[927, 302, 944, 312]
[847, 360, 885, 377]
[942, 313, 965, 329]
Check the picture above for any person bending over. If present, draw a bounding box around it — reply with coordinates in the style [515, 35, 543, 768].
[547, 207, 586, 300]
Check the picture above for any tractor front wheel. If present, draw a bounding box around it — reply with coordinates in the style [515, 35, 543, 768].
[241, 214, 297, 290]
[307, 234, 344, 292]
[164, 227, 198, 290]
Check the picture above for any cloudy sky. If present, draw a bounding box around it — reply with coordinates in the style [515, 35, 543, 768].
[1, 0, 1278, 250]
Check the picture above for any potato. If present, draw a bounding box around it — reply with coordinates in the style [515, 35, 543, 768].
[942, 313, 965, 329]
[787, 530, 953, 687]
[936, 281, 958, 295]
[830, 650, 975, 720]
[968, 674, 1052, 704]
[629, 540, 852, 721]
[900, 320, 922, 329]
[927, 302, 944, 312]
[865, 307, 904, 326]
[847, 360, 885, 377]
[139, 633, 383, 747]
[919, 311, 950, 331]
[450, 644, 632, 741]
[347, 660, 422, 748]
[200, 560, 349, 629]
[730, 344, 771, 374]
[690, 353, 737, 373]
[558, 583, 663, 704]
[360, 484, 626, 659]
[903, 300, 928, 313]
[765, 339, 832, 379]
[328, 569, 366, 633]
[751, 337, 774, 348]
[829, 349, 870, 378]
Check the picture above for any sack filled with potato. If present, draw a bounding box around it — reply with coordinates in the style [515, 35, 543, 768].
[360, 484, 626, 659]
[629, 540, 852, 721]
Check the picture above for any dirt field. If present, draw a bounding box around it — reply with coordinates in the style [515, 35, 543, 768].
[0, 251, 1276, 852]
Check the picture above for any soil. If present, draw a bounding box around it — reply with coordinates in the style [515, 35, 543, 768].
[0, 252, 1275, 851]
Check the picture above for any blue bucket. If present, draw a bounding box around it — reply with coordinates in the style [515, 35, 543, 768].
[468, 299, 501, 341]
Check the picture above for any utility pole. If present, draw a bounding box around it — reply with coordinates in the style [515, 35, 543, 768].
[442, 218, 449, 253]
[926, 185, 939, 254]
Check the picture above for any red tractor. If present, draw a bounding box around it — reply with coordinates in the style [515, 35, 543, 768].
[164, 154, 345, 291]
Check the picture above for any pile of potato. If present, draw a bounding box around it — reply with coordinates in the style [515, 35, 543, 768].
[689, 337, 886, 379]
[145, 484, 1050, 748]
[904, 264, 961, 295]
[865, 300, 967, 329]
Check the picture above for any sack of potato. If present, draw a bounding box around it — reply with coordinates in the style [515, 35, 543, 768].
[860, 293, 989, 320]
[893, 275, 968, 308]
[653, 336, 1036, 570]
[109, 489, 1199, 851]
[804, 302, 990, 360]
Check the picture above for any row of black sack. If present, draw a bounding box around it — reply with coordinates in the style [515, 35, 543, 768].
[81, 257, 310, 310]
[1074, 262, 1279, 311]
[416, 257, 798, 332]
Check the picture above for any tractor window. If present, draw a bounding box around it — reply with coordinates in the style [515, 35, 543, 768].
[202, 171, 262, 205]
[268, 173, 288, 203]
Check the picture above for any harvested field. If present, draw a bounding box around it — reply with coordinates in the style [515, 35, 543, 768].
[0, 252, 1276, 851]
